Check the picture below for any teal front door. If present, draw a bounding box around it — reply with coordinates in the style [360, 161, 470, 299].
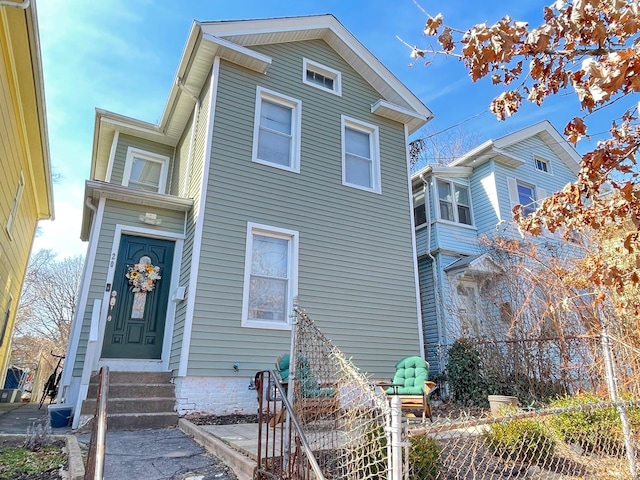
[102, 235, 174, 359]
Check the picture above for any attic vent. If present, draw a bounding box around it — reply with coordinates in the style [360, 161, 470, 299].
[302, 58, 341, 96]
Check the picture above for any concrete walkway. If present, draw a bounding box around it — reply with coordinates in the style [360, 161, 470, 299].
[0, 402, 259, 480]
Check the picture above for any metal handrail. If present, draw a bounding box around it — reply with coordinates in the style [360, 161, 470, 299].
[84, 366, 109, 480]
[255, 370, 325, 479]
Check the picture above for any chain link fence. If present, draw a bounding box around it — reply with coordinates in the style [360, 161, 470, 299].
[261, 305, 640, 479]
[410, 332, 640, 479]
[264, 305, 393, 479]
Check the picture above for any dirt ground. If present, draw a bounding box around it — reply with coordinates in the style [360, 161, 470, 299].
[0, 438, 67, 480]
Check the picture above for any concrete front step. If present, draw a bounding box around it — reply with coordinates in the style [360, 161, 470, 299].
[87, 383, 175, 399]
[103, 371, 172, 384]
[82, 371, 177, 431]
[81, 397, 175, 415]
[101, 412, 179, 431]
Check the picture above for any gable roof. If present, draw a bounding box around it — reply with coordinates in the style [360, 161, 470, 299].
[444, 253, 501, 277]
[448, 120, 581, 174]
[91, 14, 433, 182]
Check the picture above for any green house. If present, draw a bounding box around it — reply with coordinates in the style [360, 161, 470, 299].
[60, 15, 433, 424]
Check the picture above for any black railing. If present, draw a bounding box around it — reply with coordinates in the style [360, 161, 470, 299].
[254, 370, 325, 480]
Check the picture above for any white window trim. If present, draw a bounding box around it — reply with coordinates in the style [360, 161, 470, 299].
[413, 189, 427, 228]
[534, 155, 553, 175]
[341, 115, 381, 194]
[251, 86, 302, 173]
[434, 178, 473, 226]
[302, 58, 342, 96]
[5, 172, 25, 240]
[122, 147, 170, 194]
[241, 222, 299, 330]
[515, 179, 538, 215]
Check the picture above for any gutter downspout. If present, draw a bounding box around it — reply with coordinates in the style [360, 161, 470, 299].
[0, 0, 29, 8]
[422, 175, 445, 371]
[176, 77, 201, 198]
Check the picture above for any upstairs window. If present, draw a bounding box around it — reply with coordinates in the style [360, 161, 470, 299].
[302, 58, 342, 96]
[534, 155, 552, 174]
[122, 148, 169, 194]
[436, 179, 472, 225]
[5, 172, 24, 239]
[413, 190, 427, 227]
[341, 116, 381, 193]
[252, 87, 301, 173]
[242, 223, 298, 329]
[516, 181, 537, 216]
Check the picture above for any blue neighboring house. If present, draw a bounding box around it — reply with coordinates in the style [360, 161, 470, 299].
[411, 121, 581, 374]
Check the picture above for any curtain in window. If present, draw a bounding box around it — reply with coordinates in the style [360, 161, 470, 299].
[130, 157, 161, 192]
[248, 235, 289, 321]
[345, 127, 372, 188]
[258, 100, 292, 167]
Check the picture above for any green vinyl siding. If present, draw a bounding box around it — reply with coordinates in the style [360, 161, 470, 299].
[109, 134, 175, 193]
[170, 76, 212, 370]
[187, 39, 420, 379]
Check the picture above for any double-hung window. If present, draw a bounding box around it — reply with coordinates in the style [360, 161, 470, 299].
[252, 87, 301, 173]
[341, 116, 381, 193]
[436, 179, 472, 225]
[242, 223, 299, 329]
[516, 181, 537, 216]
[122, 148, 169, 193]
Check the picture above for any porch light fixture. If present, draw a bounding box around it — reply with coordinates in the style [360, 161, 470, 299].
[139, 212, 162, 226]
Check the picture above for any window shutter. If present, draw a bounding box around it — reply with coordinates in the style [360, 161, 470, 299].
[537, 187, 547, 206]
[507, 177, 519, 207]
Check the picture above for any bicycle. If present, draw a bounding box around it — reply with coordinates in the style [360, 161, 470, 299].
[38, 352, 65, 409]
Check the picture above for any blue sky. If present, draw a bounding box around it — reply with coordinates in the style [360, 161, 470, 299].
[32, 0, 622, 259]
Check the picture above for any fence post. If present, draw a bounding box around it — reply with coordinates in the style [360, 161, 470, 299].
[599, 308, 637, 478]
[390, 395, 402, 480]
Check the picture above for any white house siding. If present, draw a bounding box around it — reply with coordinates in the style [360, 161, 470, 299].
[170, 77, 212, 371]
[184, 39, 421, 395]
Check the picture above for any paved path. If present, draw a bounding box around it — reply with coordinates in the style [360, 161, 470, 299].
[0, 403, 240, 480]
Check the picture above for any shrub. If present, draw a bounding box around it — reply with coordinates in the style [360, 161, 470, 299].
[344, 423, 387, 478]
[446, 339, 487, 407]
[408, 434, 440, 480]
[549, 392, 640, 456]
[484, 418, 555, 463]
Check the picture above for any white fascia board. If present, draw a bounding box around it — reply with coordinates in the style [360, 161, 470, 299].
[449, 140, 494, 167]
[371, 100, 429, 133]
[429, 166, 473, 177]
[201, 33, 272, 73]
[201, 15, 434, 125]
[492, 120, 582, 173]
